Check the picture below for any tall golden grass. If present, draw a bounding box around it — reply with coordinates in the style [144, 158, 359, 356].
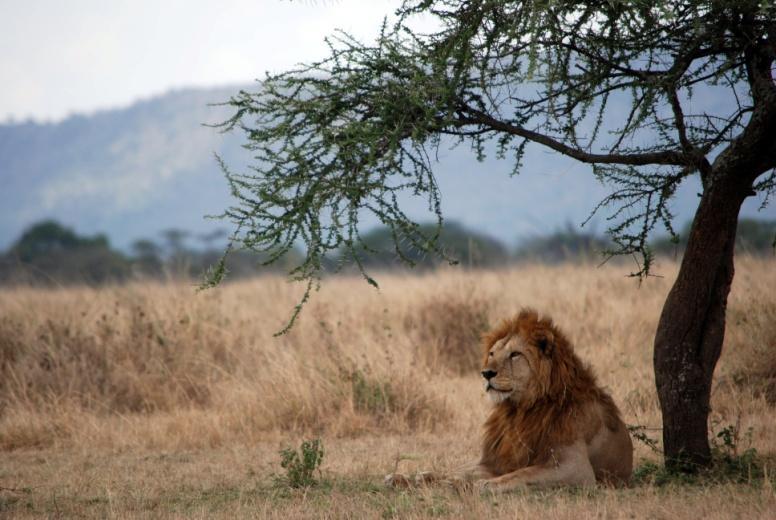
[0, 258, 774, 518]
[2, 257, 774, 451]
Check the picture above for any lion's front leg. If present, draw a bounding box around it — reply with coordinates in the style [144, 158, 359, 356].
[385, 461, 493, 489]
[481, 442, 595, 493]
[443, 461, 494, 488]
[383, 470, 445, 488]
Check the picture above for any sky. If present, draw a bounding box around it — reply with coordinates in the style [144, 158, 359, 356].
[0, 0, 417, 122]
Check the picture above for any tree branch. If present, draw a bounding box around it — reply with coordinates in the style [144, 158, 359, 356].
[455, 105, 686, 167]
[665, 86, 712, 183]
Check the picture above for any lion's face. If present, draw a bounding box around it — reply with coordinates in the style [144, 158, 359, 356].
[481, 326, 553, 404]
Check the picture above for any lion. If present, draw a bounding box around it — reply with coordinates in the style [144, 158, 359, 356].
[386, 308, 633, 492]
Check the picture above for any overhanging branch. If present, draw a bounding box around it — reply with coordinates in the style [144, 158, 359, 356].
[455, 105, 687, 167]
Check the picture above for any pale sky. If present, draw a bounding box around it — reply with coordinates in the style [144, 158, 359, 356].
[0, 0, 415, 122]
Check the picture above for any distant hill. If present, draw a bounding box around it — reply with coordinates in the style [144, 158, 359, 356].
[2, 85, 775, 252]
[0, 87, 246, 251]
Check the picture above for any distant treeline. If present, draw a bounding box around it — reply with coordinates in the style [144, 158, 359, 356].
[0, 221, 301, 286]
[0, 218, 773, 286]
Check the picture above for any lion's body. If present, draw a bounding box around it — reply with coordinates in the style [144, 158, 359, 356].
[387, 309, 633, 491]
[477, 310, 633, 487]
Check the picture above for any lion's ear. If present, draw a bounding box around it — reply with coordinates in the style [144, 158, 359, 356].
[535, 330, 555, 356]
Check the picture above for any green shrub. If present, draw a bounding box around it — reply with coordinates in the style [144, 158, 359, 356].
[632, 422, 766, 486]
[277, 439, 324, 488]
[709, 422, 760, 482]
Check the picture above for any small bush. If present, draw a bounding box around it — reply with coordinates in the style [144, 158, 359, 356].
[709, 421, 761, 481]
[277, 439, 324, 488]
[632, 422, 767, 487]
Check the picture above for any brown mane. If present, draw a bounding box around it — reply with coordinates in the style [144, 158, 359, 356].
[479, 309, 623, 475]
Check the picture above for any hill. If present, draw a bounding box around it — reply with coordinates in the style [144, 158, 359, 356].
[2, 85, 775, 252]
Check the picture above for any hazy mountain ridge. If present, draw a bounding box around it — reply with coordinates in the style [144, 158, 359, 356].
[0, 86, 248, 250]
[2, 85, 774, 252]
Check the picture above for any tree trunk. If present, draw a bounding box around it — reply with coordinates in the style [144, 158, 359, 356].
[653, 171, 751, 470]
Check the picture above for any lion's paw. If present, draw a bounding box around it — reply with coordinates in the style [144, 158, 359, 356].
[413, 471, 440, 486]
[445, 476, 489, 495]
[384, 473, 412, 488]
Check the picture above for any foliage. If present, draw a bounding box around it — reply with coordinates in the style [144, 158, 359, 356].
[276, 439, 325, 488]
[209, 0, 776, 329]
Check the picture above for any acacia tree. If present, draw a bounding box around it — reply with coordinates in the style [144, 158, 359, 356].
[209, 0, 776, 469]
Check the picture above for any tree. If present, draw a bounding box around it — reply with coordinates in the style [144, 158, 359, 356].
[3, 220, 130, 284]
[131, 238, 164, 276]
[13, 220, 109, 262]
[160, 229, 191, 257]
[210, 0, 776, 470]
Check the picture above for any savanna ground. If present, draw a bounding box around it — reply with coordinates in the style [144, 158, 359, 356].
[1, 258, 775, 518]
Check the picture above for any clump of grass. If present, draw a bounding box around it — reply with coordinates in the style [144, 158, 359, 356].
[347, 368, 452, 431]
[405, 293, 490, 374]
[734, 351, 776, 405]
[351, 370, 396, 417]
[724, 300, 776, 404]
[0, 300, 217, 415]
[276, 439, 325, 488]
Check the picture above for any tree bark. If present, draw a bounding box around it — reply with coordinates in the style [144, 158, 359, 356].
[653, 170, 752, 470]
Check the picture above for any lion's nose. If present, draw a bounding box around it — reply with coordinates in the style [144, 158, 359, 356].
[481, 369, 497, 380]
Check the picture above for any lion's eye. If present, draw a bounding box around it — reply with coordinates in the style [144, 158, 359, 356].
[510, 352, 521, 359]
[488, 351, 494, 357]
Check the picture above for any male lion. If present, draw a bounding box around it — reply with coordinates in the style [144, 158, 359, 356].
[387, 309, 633, 491]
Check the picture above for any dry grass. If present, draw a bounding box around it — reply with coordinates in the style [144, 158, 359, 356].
[1, 258, 775, 518]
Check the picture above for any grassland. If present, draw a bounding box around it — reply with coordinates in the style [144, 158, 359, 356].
[1, 258, 775, 518]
